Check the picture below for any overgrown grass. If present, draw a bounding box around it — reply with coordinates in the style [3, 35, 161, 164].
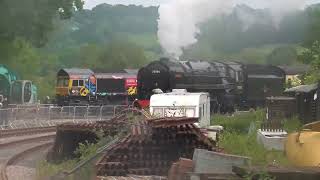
[36, 159, 78, 180]
[212, 109, 265, 134]
[283, 117, 302, 133]
[36, 136, 112, 180]
[219, 131, 289, 165]
[212, 110, 300, 166]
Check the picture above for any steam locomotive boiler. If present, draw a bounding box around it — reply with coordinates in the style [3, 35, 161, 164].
[136, 58, 236, 113]
[136, 58, 285, 113]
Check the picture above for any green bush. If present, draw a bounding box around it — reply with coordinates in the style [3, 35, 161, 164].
[283, 117, 302, 133]
[74, 141, 99, 161]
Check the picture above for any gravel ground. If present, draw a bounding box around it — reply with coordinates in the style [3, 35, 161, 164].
[7, 146, 50, 180]
[7, 166, 36, 180]
[0, 139, 53, 180]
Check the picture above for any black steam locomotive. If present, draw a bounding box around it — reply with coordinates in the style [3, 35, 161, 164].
[136, 58, 285, 113]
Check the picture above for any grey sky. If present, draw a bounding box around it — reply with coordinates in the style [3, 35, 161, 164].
[84, 0, 320, 9]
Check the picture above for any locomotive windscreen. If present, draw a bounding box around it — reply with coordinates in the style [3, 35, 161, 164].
[97, 78, 126, 94]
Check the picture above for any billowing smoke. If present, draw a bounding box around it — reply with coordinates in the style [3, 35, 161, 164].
[157, 0, 235, 58]
[264, 0, 307, 26]
[157, 0, 309, 58]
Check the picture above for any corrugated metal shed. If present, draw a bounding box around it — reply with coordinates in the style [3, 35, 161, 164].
[284, 83, 320, 124]
[285, 84, 318, 93]
[278, 65, 310, 75]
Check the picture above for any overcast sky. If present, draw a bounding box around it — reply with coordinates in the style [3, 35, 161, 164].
[84, 0, 320, 9]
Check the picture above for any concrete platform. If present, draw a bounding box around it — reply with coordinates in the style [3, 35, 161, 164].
[192, 149, 251, 175]
[256, 129, 287, 151]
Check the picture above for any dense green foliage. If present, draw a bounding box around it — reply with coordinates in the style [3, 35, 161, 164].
[304, 5, 320, 47]
[1, 2, 320, 99]
[0, 0, 83, 99]
[0, 0, 83, 47]
[267, 46, 298, 66]
[212, 110, 299, 165]
[298, 5, 320, 84]
[44, 4, 160, 61]
[48, 4, 309, 65]
[299, 41, 320, 84]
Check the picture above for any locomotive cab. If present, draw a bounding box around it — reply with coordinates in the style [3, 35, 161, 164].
[56, 68, 94, 106]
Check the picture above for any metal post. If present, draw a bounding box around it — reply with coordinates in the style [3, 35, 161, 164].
[99, 106, 103, 121]
[72, 106, 76, 123]
[48, 106, 51, 121]
[13, 108, 16, 121]
[36, 106, 39, 121]
[68, 106, 71, 119]
[60, 106, 64, 120]
[86, 106, 89, 123]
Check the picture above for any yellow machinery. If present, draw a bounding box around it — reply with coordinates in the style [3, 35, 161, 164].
[285, 121, 320, 167]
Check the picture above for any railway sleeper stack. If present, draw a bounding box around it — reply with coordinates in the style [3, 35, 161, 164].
[47, 114, 131, 162]
[96, 117, 217, 178]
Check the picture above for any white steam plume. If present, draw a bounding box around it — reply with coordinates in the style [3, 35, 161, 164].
[158, 0, 309, 58]
[157, 0, 235, 58]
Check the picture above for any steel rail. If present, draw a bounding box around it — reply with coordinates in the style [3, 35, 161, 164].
[0, 141, 54, 180]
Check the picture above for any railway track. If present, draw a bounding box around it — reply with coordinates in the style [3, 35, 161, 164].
[0, 131, 56, 180]
[0, 126, 56, 138]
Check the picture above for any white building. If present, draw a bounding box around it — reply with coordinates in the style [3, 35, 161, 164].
[149, 89, 211, 128]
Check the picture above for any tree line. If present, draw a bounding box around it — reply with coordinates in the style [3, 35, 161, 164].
[0, 2, 320, 100]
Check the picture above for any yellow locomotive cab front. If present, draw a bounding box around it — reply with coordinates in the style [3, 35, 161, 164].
[56, 76, 69, 96]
